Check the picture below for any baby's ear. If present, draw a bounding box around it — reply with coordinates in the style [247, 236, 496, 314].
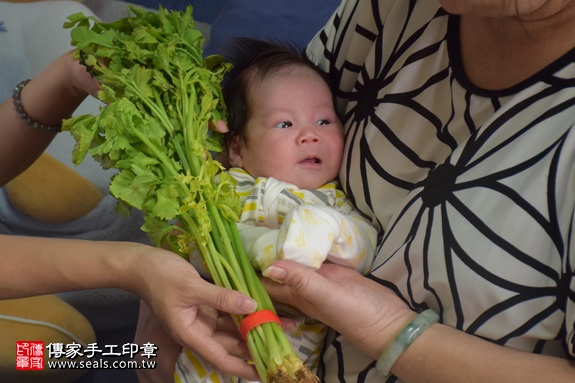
[227, 133, 244, 168]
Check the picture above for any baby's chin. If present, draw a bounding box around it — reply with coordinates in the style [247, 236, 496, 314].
[266, 169, 337, 189]
[289, 177, 332, 190]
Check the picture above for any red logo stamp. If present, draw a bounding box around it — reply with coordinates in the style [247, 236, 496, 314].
[16, 341, 44, 370]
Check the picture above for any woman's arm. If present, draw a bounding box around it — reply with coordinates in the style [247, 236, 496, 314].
[0, 234, 259, 380]
[395, 320, 575, 383]
[0, 51, 98, 186]
[264, 261, 575, 383]
[0, 235, 138, 298]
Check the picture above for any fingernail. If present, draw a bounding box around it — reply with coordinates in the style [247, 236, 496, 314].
[262, 265, 286, 281]
[240, 297, 258, 313]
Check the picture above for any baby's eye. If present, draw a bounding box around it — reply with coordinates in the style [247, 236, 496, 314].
[275, 121, 292, 129]
[317, 119, 331, 126]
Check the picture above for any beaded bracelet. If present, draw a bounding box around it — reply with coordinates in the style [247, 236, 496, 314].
[375, 309, 440, 379]
[12, 79, 62, 133]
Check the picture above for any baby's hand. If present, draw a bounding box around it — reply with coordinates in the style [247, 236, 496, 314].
[213, 120, 229, 133]
[277, 205, 343, 269]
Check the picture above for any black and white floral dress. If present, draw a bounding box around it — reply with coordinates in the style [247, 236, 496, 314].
[306, 0, 575, 381]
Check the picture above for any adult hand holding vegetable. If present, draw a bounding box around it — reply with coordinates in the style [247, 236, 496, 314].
[0, 235, 258, 380]
[262, 261, 416, 361]
[263, 261, 575, 383]
[129, 246, 260, 382]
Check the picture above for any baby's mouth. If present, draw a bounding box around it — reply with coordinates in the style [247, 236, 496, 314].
[300, 156, 322, 164]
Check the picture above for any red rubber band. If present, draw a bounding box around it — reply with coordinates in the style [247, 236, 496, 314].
[239, 310, 282, 341]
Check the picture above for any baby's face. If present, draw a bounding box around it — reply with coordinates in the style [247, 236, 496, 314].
[229, 65, 344, 189]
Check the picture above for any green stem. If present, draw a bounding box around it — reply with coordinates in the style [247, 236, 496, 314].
[153, 88, 191, 171]
[206, 201, 249, 293]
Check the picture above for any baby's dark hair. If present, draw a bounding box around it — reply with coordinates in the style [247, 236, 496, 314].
[221, 37, 333, 147]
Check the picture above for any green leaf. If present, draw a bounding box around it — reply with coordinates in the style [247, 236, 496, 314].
[132, 26, 160, 45]
[61, 114, 99, 165]
[141, 214, 178, 249]
[70, 27, 116, 50]
[109, 170, 152, 209]
[152, 183, 181, 220]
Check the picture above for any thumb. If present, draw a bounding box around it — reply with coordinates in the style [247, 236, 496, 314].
[263, 260, 311, 287]
[262, 260, 324, 304]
